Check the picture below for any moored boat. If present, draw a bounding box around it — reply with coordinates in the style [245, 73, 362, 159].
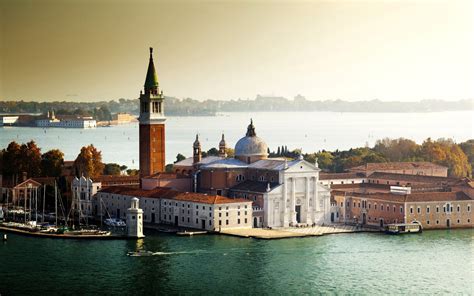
[385, 221, 422, 234]
[104, 218, 126, 227]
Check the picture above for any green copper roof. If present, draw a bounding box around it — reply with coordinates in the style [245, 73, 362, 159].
[144, 47, 159, 91]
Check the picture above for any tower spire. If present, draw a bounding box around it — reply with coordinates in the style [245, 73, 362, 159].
[144, 47, 159, 95]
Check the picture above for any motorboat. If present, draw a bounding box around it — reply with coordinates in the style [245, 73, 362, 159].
[127, 250, 154, 257]
[104, 218, 126, 227]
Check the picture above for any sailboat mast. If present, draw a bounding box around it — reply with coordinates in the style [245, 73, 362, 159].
[35, 188, 37, 221]
[42, 184, 45, 223]
[55, 181, 58, 227]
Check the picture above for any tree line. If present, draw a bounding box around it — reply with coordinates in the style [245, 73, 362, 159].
[0, 141, 137, 182]
[301, 138, 472, 178]
[2, 137, 472, 182]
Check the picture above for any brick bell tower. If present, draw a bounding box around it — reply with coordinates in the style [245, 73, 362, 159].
[139, 47, 166, 178]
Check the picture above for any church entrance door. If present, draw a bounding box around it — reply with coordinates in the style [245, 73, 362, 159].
[295, 205, 301, 223]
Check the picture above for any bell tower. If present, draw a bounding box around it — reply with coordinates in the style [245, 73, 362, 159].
[139, 47, 166, 178]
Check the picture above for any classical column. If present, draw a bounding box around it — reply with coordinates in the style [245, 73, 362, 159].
[291, 178, 296, 224]
[305, 176, 312, 224]
[314, 177, 319, 212]
[282, 178, 288, 227]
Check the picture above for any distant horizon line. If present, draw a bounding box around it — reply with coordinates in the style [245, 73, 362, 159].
[1, 96, 473, 104]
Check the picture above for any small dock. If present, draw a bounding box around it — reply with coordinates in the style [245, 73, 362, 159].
[0, 225, 130, 240]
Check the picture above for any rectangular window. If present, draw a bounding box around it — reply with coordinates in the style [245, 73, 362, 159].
[238, 219, 241, 224]
[219, 220, 222, 226]
[245, 218, 248, 224]
[427, 206, 430, 213]
[226, 220, 229, 225]
[410, 207, 413, 214]
[417, 207, 420, 214]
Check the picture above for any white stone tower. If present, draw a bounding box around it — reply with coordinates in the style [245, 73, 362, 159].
[126, 197, 144, 238]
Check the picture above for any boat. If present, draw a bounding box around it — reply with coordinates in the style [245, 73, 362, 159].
[127, 250, 154, 257]
[176, 230, 207, 236]
[104, 218, 126, 227]
[385, 221, 422, 234]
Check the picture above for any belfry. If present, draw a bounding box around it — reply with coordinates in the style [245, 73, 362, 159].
[139, 47, 166, 178]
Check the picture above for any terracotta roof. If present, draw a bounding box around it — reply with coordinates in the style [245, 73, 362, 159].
[99, 186, 180, 199]
[93, 175, 140, 182]
[170, 193, 251, 205]
[230, 180, 280, 193]
[368, 172, 456, 183]
[349, 162, 447, 171]
[320, 172, 366, 180]
[332, 190, 471, 203]
[98, 186, 251, 205]
[406, 191, 472, 202]
[144, 172, 189, 179]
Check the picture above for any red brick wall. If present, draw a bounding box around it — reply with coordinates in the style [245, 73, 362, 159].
[139, 124, 165, 177]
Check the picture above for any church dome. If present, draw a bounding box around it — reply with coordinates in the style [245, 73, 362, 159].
[234, 120, 268, 157]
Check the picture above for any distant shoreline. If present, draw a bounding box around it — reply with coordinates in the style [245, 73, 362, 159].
[1, 97, 472, 118]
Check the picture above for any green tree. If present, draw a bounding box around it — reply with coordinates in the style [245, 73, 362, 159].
[1, 141, 21, 176]
[459, 140, 474, 177]
[175, 153, 186, 163]
[126, 169, 139, 176]
[103, 163, 122, 175]
[41, 149, 64, 177]
[374, 138, 418, 162]
[165, 164, 174, 173]
[207, 148, 219, 156]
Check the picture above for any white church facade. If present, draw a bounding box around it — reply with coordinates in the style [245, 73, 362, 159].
[264, 159, 331, 228]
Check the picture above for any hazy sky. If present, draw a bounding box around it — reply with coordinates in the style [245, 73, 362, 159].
[1, 0, 473, 102]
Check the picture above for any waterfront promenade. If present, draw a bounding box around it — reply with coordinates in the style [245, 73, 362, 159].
[220, 224, 378, 239]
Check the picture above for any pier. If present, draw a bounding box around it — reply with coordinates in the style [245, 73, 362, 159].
[220, 224, 380, 239]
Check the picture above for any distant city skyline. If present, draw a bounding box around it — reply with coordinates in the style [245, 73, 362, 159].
[1, 0, 473, 102]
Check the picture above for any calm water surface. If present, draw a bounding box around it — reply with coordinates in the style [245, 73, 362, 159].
[1, 111, 473, 168]
[0, 229, 473, 294]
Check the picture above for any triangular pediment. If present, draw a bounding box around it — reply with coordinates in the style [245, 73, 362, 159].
[285, 159, 320, 173]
